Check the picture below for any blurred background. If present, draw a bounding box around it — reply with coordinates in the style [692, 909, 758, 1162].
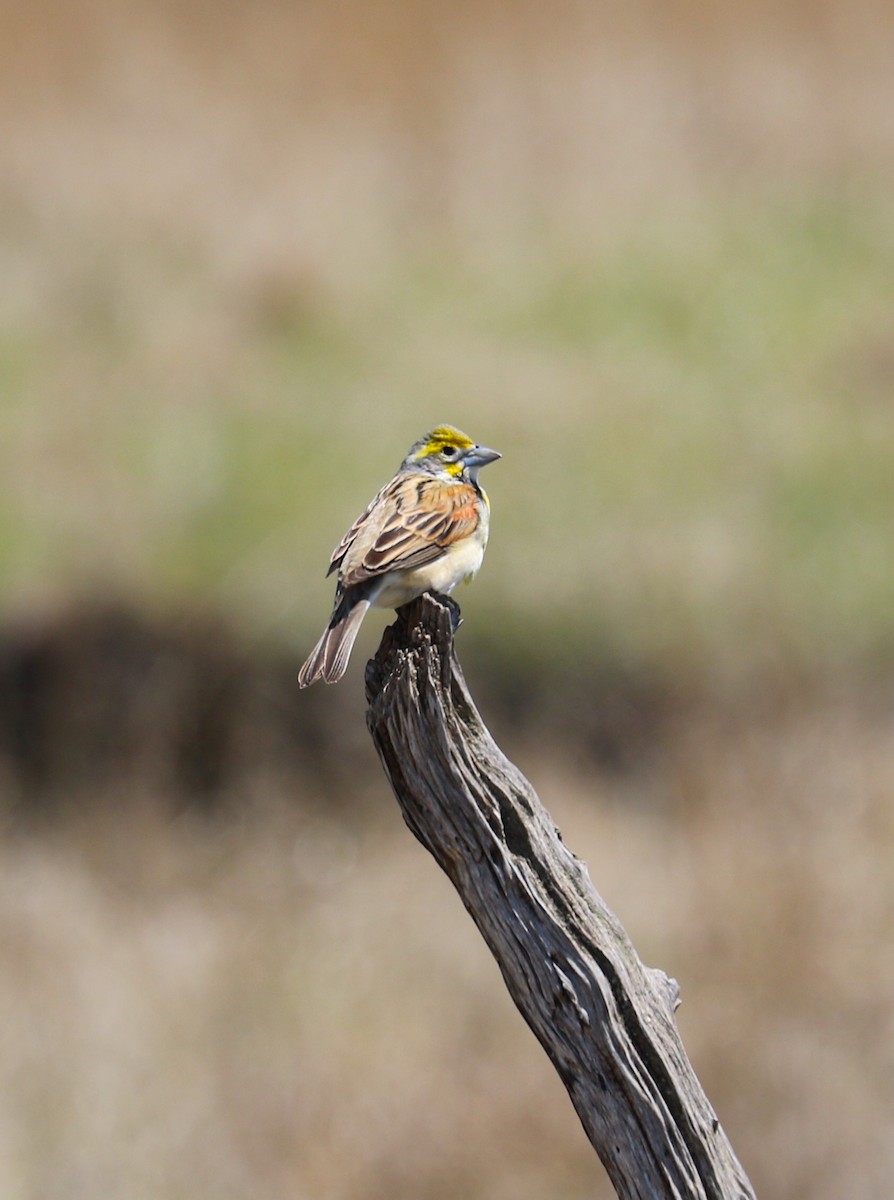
[2, 0, 894, 1196]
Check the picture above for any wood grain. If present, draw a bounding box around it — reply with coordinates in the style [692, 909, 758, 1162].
[366, 593, 756, 1200]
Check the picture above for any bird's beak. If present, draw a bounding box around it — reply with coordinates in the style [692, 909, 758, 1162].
[463, 444, 501, 468]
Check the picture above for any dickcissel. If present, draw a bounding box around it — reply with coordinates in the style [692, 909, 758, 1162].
[297, 425, 501, 687]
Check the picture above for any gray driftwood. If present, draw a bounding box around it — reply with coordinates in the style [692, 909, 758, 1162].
[365, 594, 755, 1200]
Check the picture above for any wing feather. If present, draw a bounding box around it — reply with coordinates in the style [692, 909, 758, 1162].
[332, 473, 480, 588]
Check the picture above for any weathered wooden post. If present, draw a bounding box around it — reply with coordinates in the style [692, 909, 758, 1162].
[365, 593, 755, 1200]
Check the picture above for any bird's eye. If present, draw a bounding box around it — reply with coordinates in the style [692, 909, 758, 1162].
[442, 445, 459, 459]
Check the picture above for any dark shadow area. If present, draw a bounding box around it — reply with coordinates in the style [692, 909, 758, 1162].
[0, 603, 678, 819]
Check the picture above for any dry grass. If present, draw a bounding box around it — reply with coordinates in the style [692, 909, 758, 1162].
[3, 0, 893, 263]
[1, 685, 892, 1199]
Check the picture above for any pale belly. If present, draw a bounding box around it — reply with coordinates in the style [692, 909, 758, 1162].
[372, 527, 488, 609]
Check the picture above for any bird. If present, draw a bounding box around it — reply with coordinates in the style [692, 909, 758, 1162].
[297, 424, 501, 687]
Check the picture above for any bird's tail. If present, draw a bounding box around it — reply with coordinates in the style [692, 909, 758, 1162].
[297, 598, 371, 687]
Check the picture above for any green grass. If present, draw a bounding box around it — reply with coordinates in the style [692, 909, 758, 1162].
[3, 187, 894, 678]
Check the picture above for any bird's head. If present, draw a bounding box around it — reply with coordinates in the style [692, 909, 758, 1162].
[403, 425, 501, 483]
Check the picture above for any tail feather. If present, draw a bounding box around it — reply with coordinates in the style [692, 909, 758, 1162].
[297, 599, 371, 687]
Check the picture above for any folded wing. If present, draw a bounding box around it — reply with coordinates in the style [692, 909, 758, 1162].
[331, 475, 481, 588]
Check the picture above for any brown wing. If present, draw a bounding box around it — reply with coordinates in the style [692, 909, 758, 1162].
[330, 472, 480, 588]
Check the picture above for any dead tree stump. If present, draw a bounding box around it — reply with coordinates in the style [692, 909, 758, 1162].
[365, 593, 755, 1200]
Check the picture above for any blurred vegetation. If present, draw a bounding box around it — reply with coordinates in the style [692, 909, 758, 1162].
[1, 1, 894, 1198]
[3, 189, 894, 687]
